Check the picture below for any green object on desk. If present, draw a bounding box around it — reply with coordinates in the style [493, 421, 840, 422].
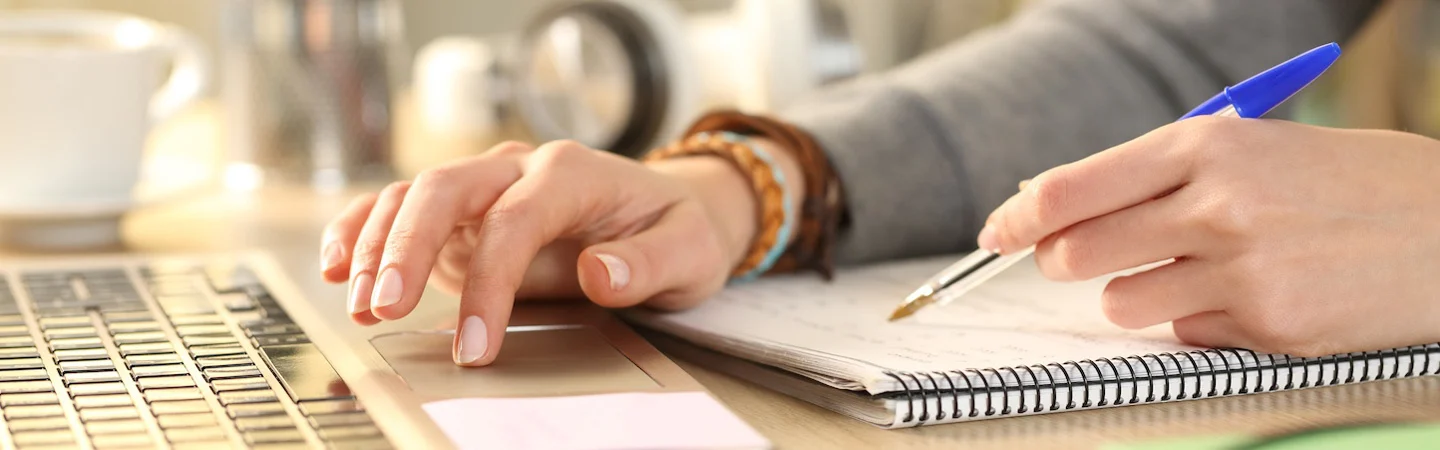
[1106, 422, 1440, 450]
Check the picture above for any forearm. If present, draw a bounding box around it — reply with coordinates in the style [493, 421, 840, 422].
[782, 0, 1379, 264]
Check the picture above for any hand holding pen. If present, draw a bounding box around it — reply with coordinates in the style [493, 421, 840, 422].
[890, 43, 1342, 321]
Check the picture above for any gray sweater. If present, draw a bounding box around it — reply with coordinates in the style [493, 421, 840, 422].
[782, 0, 1379, 264]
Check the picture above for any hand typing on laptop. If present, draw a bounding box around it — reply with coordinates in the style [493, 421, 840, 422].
[317, 137, 806, 366]
[975, 117, 1440, 358]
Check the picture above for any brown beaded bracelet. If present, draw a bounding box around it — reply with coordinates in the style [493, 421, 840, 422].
[642, 131, 792, 279]
[683, 111, 845, 280]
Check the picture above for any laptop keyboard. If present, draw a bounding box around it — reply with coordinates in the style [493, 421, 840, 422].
[0, 262, 392, 449]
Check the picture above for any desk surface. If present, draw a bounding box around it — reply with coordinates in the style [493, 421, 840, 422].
[5, 104, 1439, 449]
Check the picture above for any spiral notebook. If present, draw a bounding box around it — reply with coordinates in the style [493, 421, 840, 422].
[624, 254, 1440, 428]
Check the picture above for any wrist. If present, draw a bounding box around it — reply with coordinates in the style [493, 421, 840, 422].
[648, 137, 806, 270]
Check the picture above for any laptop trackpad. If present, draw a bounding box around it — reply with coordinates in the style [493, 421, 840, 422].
[370, 326, 660, 401]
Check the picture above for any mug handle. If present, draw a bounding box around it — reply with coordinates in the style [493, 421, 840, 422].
[147, 24, 210, 124]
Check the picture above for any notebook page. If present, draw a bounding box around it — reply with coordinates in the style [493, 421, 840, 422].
[627, 254, 1203, 394]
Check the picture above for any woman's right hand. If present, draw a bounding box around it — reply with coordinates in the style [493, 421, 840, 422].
[316, 138, 801, 366]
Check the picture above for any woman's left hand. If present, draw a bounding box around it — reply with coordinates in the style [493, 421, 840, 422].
[978, 117, 1440, 357]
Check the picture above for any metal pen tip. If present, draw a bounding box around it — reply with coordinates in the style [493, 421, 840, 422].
[888, 294, 936, 322]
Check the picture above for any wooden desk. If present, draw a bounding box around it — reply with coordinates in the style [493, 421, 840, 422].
[6, 105, 1438, 449]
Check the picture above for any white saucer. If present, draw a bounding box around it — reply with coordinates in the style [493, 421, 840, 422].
[0, 185, 205, 250]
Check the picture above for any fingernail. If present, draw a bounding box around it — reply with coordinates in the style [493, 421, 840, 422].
[348, 273, 373, 316]
[371, 267, 403, 309]
[456, 315, 488, 364]
[977, 224, 1001, 253]
[320, 241, 343, 272]
[1018, 179, 1031, 191]
[595, 253, 630, 291]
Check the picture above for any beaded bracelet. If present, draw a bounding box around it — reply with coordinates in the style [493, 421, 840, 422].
[643, 131, 795, 281]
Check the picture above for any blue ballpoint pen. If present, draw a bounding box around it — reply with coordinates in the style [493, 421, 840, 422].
[889, 42, 1344, 321]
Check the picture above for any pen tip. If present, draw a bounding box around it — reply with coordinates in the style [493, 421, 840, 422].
[887, 294, 934, 322]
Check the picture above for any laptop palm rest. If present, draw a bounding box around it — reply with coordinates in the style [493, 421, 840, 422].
[370, 326, 661, 402]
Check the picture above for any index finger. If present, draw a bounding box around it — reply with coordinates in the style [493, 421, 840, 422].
[981, 122, 1199, 254]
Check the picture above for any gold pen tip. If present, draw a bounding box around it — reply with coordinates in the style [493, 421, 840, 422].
[888, 294, 936, 322]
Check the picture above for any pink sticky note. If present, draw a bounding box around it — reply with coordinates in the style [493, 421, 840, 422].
[421, 392, 771, 450]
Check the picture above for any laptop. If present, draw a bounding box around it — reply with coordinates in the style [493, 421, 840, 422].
[0, 252, 710, 449]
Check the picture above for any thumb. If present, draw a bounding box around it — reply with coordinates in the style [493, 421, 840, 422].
[577, 202, 729, 310]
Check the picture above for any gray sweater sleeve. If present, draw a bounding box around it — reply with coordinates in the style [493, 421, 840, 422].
[781, 0, 1378, 264]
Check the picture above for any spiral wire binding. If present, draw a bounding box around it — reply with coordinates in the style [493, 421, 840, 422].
[885, 344, 1440, 426]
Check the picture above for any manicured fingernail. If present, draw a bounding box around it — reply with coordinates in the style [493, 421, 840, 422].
[320, 241, 343, 272]
[371, 267, 403, 309]
[456, 315, 488, 364]
[348, 273, 373, 316]
[595, 253, 630, 291]
[977, 224, 1000, 253]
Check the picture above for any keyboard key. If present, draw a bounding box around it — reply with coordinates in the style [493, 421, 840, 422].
[260, 344, 351, 403]
[157, 412, 217, 429]
[5, 403, 65, 419]
[165, 425, 227, 443]
[0, 368, 49, 381]
[0, 314, 24, 326]
[6, 415, 71, 431]
[63, 370, 120, 384]
[0, 335, 37, 348]
[203, 365, 262, 380]
[211, 377, 269, 392]
[296, 399, 362, 416]
[175, 325, 231, 336]
[125, 352, 182, 367]
[0, 346, 39, 358]
[112, 331, 168, 345]
[119, 342, 175, 356]
[307, 412, 373, 428]
[244, 324, 303, 338]
[243, 428, 304, 444]
[53, 348, 109, 361]
[84, 419, 147, 435]
[39, 316, 92, 329]
[131, 364, 188, 378]
[226, 401, 286, 418]
[0, 379, 59, 393]
[69, 381, 127, 396]
[49, 337, 102, 351]
[72, 393, 134, 409]
[137, 375, 196, 390]
[97, 302, 149, 313]
[58, 359, 116, 373]
[183, 335, 239, 347]
[169, 314, 224, 326]
[78, 406, 139, 421]
[195, 354, 253, 369]
[235, 415, 297, 431]
[316, 425, 382, 440]
[1, 391, 58, 406]
[217, 389, 277, 405]
[324, 437, 393, 450]
[89, 432, 153, 448]
[10, 429, 76, 446]
[151, 399, 211, 415]
[0, 356, 44, 370]
[43, 326, 96, 340]
[0, 324, 31, 337]
[253, 335, 310, 347]
[101, 311, 155, 323]
[143, 387, 204, 402]
[190, 344, 245, 358]
[106, 321, 161, 334]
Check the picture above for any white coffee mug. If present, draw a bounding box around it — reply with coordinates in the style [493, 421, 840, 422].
[0, 10, 209, 213]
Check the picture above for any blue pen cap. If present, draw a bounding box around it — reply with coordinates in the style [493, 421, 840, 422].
[1225, 43, 1342, 118]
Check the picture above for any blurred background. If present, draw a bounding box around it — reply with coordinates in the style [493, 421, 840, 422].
[0, 0, 1436, 197]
